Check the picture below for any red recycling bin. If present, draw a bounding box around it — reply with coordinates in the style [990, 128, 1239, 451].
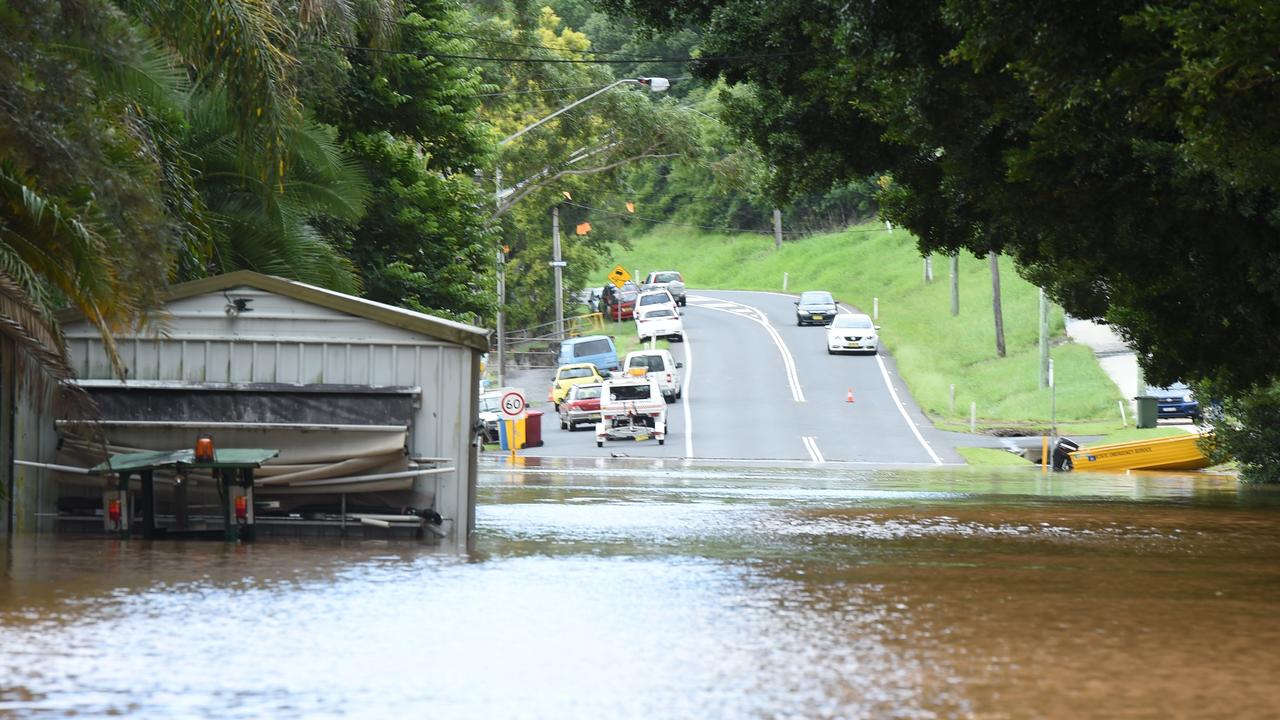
[524, 410, 544, 448]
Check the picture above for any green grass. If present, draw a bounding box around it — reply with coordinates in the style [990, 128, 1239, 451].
[957, 447, 1035, 465]
[609, 224, 1124, 428]
[1089, 425, 1192, 445]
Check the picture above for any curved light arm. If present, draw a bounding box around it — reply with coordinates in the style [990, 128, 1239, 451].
[498, 78, 667, 146]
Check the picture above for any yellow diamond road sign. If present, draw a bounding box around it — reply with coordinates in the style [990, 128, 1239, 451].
[608, 265, 631, 288]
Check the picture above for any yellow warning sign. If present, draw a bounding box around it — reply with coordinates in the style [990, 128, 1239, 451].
[608, 265, 631, 288]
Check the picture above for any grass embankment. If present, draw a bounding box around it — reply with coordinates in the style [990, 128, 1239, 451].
[609, 224, 1125, 434]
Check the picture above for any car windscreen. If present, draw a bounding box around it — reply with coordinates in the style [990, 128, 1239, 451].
[572, 386, 601, 400]
[627, 355, 665, 371]
[638, 294, 667, 306]
[652, 272, 681, 283]
[572, 339, 612, 357]
[1147, 383, 1189, 395]
[833, 315, 874, 329]
[560, 366, 595, 379]
[479, 396, 500, 412]
[609, 384, 652, 401]
[800, 292, 833, 304]
[640, 309, 675, 319]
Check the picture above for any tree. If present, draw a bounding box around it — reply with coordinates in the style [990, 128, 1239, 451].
[307, 0, 498, 319]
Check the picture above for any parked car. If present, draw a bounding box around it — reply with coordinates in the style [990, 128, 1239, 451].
[636, 287, 679, 317]
[795, 290, 838, 326]
[556, 335, 619, 374]
[602, 281, 640, 321]
[558, 383, 603, 430]
[636, 307, 684, 343]
[596, 374, 666, 447]
[825, 313, 879, 354]
[576, 287, 603, 312]
[549, 363, 604, 409]
[624, 349, 683, 403]
[642, 270, 686, 306]
[1146, 382, 1202, 422]
[478, 390, 503, 442]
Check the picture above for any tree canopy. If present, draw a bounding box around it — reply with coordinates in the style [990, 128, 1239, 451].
[605, 0, 1280, 401]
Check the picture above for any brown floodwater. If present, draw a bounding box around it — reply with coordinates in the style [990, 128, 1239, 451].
[2, 461, 1279, 718]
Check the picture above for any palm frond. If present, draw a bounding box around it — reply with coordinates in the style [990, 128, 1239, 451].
[0, 165, 128, 376]
[0, 269, 102, 436]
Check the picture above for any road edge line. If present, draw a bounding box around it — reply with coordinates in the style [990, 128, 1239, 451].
[681, 332, 694, 458]
[874, 354, 943, 464]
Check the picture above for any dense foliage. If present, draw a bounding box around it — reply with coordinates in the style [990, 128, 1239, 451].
[604, 0, 1280, 479]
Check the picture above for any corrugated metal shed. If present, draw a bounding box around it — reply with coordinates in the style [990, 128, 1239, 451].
[3, 271, 487, 544]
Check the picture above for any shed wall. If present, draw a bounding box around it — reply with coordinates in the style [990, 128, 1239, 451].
[49, 286, 478, 542]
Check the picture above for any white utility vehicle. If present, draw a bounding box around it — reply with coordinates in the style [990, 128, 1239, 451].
[596, 372, 667, 447]
[623, 349, 683, 403]
[641, 270, 686, 307]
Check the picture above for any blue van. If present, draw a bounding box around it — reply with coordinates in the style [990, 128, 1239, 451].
[558, 335, 619, 373]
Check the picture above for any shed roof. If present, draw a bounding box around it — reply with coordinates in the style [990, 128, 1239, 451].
[61, 270, 491, 352]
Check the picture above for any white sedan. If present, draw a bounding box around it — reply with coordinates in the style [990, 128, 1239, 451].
[826, 313, 879, 354]
[636, 307, 684, 342]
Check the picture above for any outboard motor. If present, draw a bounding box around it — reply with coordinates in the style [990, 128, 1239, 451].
[1052, 437, 1080, 471]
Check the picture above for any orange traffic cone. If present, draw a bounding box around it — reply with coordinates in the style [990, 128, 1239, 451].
[846, 388, 855, 403]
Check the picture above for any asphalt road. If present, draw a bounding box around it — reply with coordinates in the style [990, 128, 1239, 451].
[498, 289, 964, 465]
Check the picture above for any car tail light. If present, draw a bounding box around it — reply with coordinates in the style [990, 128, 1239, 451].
[665, 373, 672, 383]
[235, 495, 248, 521]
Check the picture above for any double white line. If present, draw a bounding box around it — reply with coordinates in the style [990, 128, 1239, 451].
[801, 435, 825, 463]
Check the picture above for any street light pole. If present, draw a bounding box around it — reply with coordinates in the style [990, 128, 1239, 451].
[552, 206, 564, 339]
[498, 77, 670, 147]
[492, 77, 670, 349]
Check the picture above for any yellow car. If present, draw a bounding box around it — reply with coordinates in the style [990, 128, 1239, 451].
[549, 363, 604, 409]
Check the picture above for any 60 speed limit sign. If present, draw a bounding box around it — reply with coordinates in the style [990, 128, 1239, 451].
[500, 390, 527, 419]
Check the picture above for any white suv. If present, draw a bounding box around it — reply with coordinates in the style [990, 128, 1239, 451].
[623, 349, 683, 403]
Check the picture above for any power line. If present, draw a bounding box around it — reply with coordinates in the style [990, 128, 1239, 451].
[564, 200, 884, 238]
[318, 41, 819, 65]
[472, 77, 691, 98]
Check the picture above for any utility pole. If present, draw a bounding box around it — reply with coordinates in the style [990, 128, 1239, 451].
[552, 206, 564, 339]
[496, 249, 506, 387]
[950, 254, 959, 316]
[1038, 287, 1049, 388]
[989, 251, 1006, 357]
[773, 208, 783, 250]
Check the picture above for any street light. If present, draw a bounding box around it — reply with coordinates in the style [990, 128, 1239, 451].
[493, 77, 670, 387]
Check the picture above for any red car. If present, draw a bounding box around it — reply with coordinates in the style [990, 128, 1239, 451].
[558, 383, 602, 430]
[602, 282, 639, 321]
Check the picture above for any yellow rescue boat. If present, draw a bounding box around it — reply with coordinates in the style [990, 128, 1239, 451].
[1068, 432, 1213, 472]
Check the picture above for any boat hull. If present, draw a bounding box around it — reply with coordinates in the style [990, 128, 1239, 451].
[1069, 433, 1212, 472]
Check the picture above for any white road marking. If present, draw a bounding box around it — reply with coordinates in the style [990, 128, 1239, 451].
[687, 294, 805, 402]
[874, 354, 943, 465]
[801, 436, 825, 463]
[681, 333, 694, 458]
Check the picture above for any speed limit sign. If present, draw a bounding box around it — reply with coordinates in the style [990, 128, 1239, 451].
[500, 390, 527, 419]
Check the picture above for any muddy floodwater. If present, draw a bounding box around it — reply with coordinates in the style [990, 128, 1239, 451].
[3, 461, 1280, 718]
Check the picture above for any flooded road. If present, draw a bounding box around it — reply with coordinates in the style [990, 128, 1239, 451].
[3, 461, 1280, 718]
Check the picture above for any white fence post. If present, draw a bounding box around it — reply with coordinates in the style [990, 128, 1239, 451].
[970, 402, 977, 433]
[873, 297, 879, 321]
[783, 272, 789, 292]
[1118, 399, 1128, 427]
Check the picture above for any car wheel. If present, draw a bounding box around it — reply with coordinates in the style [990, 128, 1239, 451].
[596, 440, 603, 448]
[664, 393, 674, 404]
[560, 419, 568, 430]
[827, 348, 835, 355]
[796, 318, 804, 326]
[676, 389, 682, 400]
[658, 438, 665, 446]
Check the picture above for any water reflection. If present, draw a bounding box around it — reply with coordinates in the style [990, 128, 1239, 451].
[2, 463, 1279, 718]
